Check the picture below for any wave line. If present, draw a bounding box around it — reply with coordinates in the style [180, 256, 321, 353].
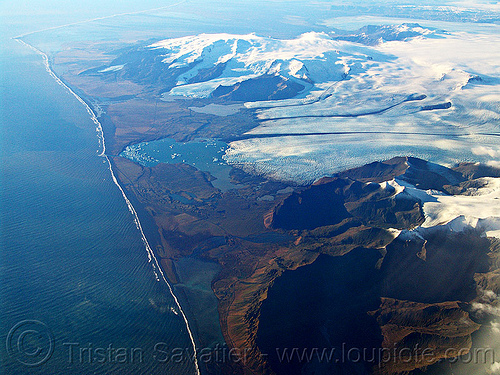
[15, 38, 201, 375]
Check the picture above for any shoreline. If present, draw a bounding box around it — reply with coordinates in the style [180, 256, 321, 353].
[15, 37, 201, 375]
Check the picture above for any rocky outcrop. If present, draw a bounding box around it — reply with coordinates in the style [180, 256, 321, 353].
[370, 298, 480, 375]
[211, 75, 305, 102]
[269, 174, 423, 231]
[453, 162, 500, 180]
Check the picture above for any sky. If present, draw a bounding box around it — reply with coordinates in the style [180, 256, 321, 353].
[0, 0, 179, 37]
[2, 0, 499, 38]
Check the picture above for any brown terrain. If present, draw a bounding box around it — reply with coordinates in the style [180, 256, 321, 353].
[370, 298, 480, 374]
[50, 40, 500, 375]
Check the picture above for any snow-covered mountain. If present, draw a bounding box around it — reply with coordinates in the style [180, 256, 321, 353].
[98, 26, 444, 101]
[149, 32, 351, 83]
[329, 23, 444, 45]
[102, 32, 384, 100]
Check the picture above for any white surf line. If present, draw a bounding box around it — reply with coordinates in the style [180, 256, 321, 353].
[16, 38, 201, 375]
[12, 0, 188, 39]
[15, 39, 106, 156]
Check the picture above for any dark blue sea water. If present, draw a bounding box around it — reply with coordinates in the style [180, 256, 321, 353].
[0, 32, 195, 375]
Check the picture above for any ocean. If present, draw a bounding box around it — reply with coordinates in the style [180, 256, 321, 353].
[0, 26, 196, 375]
